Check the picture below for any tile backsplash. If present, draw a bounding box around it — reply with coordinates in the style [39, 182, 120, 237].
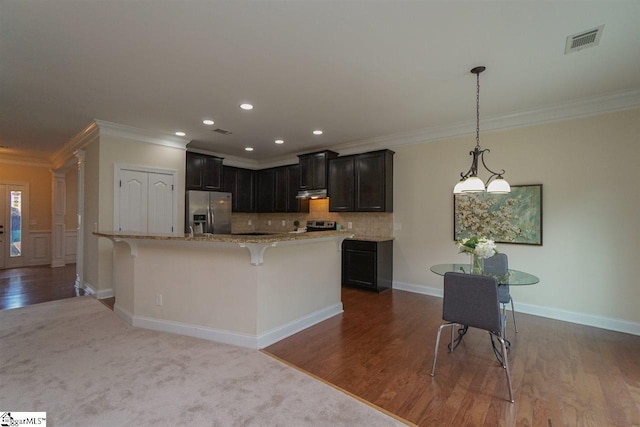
[230, 199, 393, 238]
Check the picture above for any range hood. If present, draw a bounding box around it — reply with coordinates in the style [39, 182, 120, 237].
[296, 189, 327, 199]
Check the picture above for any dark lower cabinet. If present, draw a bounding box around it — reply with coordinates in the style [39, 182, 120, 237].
[342, 239, 393, 293]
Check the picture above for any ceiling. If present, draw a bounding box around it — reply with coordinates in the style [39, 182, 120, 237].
[1, 1, 639, 165]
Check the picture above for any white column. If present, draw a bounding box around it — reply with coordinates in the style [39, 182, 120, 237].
[75, 151, 85, 288]
[51, 170, 66, 268]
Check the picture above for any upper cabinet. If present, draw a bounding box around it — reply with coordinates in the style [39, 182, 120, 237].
[222, 166, 256, 213]
[275, 164, 307, 213]
[328, 149, 394, 212]
[298, 150, 338, 190]
[259, 164, 309, 213]
[328, 156, 355, 211]
[186, 152, 223, 191]
[257, 169, 276, 213]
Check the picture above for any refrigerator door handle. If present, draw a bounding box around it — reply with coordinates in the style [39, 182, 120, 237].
[207, 205, 213, 233]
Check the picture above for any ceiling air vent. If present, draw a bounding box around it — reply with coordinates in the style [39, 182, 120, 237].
[565, 25, 604, 54]
[212, 128, 232, 135]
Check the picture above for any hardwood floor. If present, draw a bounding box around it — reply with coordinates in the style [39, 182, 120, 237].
[3, 267, 639, 425]
[0, 264, 81, 310]
[265, 288, 640, 426]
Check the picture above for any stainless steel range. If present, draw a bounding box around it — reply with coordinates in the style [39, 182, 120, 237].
[306, 220, 337, 232]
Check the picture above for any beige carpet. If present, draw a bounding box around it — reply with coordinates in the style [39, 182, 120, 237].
[0, 296, 407, 426]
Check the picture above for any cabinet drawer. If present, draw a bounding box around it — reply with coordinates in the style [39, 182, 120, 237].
[343, 240, 377, 252]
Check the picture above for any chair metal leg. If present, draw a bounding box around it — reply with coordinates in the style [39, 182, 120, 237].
[510, 296, 518, 333]
[450, 324, 455, 352]
[497, 334, 515, 403]
[501, 303, 508, 340]
[431, 323, 455, 377]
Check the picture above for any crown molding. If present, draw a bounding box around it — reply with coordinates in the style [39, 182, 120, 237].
[186, 148, 261, 170]
[327, 87, 640, 154]
[50, 121, 100, 169]
[0, 152, 51, 168]
[94, 120, 190, 150]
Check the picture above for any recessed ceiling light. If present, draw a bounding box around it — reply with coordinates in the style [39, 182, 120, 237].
[202, 119, 215, 125]
[245, 147, 254, 151]
[175, 131, 186, 136]
[275, 139, 284, 144]
[313, 130, 323, 135]
[240, 103, 254, 110]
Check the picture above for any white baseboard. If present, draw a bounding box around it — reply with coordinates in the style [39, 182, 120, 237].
[83, 283, 113, 299]
[114, 303, 134, 324]
[393, 281, 443, 298]
[256, 302, 343, 349]
[393, 281, 640, 336]
[513, 301, 640, 336]
[114, 302, 344, 350]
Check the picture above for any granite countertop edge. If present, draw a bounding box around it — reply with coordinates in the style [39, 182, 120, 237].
[94, 230, 354, 244]
[346, 236, 395, 242]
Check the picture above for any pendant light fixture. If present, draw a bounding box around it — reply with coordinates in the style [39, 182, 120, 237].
[453, 66, 510, 195]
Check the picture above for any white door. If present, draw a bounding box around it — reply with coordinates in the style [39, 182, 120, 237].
[148, 172, 174, 234]
[119, 170, 149, 233]
[117, 169, 175, 233]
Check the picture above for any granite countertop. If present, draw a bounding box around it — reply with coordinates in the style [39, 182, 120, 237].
[94, 230, 353, 244]
[346, 236, 395, 242]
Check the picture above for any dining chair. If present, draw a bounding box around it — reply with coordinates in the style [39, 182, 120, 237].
[484, 253, 518, 334]
[430, 272, 515, 403]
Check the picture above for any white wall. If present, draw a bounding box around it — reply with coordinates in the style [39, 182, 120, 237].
[83, 129, 186, 295]
[392, 108, 640, 330]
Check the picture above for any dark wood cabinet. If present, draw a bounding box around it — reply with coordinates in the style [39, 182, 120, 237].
[274, 164, 307, 213]
[186, 152, 223, 191]
[257, 169, 275, 213]
[355, 150, 393, 212]
[258, 165, 309, 213]
[342, 239, 393, 292]
[328, 149, 394, 212]
[328, 156, 355, 211]
[298, 150, 338, 190]
[223, 166, 256, 213]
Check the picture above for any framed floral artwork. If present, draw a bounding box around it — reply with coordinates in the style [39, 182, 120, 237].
[453, 184, 543, 245]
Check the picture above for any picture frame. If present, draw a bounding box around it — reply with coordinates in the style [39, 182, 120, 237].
[453, 184, 543, 245]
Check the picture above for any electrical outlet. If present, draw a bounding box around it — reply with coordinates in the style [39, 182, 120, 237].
[267, 220, 271, 226]
[248, 219, 252, 226]
[347, 222, 353, 229]
[281, 220, 285, 226]
[156, 293, 163, 306]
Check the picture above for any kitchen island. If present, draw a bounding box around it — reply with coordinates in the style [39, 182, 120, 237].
[96, 230, 352, 349]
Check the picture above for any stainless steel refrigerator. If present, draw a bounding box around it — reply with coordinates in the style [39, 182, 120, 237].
[185, 191, 232, 235]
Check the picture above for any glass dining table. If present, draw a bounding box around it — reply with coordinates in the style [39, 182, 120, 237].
[430, 263, 539, 358]
[430, 263, 539, 285]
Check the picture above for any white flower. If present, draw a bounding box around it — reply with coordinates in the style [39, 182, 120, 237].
[474, 239, 497, 259]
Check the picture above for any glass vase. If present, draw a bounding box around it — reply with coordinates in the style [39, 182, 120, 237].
[471, 254, 484, 274]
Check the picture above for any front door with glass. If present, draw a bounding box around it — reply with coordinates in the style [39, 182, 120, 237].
[0, 184, 27, 269]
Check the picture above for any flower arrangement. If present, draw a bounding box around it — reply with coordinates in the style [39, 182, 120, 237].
[456, 236, 498, 274]
[456, 236, 498, 259]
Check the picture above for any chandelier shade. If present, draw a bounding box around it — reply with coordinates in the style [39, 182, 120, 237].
[453, 66, 510, 195]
